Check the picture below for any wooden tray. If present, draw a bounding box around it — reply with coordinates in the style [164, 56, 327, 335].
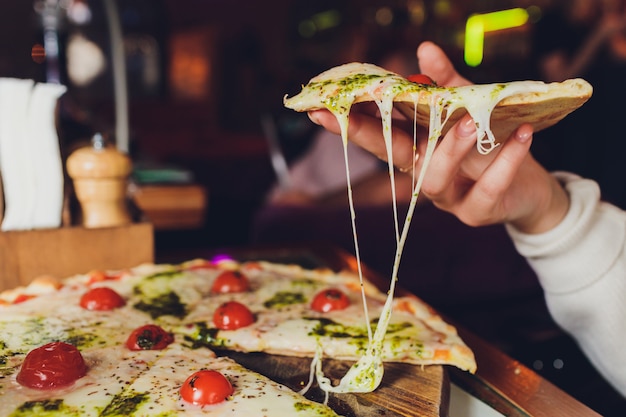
[225, 351, 449, 417]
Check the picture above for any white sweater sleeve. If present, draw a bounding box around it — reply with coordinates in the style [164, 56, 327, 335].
[506, 172, 626, 397]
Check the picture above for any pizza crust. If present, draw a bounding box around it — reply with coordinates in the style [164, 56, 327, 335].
[396, 78, 593, 141]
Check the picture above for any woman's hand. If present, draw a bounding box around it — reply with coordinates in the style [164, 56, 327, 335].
[308, 41, 570, 234]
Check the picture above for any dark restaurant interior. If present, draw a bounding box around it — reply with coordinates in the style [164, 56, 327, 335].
[1, 0, 625, 415]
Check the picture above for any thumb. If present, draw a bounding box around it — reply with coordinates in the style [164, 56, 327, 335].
[417, 41, 471, 87]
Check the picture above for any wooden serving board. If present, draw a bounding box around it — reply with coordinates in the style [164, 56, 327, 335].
[222, 351, 449, 417]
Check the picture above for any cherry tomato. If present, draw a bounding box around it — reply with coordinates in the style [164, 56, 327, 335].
[16, 342, 87, 389]
[212, 301, 255, 330]
[13, 294, 36, 304]
[79, 287, 126, 311]
[126, 324, 174, 350]
[311, 288, 351, 313]
[87, 270, 123, 284]
[407, 73, 437, 85]
[180, 370, 234, 405]
[210, 270, 250, 294]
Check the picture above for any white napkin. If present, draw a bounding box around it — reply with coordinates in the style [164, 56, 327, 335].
[0, 78, 66, 231]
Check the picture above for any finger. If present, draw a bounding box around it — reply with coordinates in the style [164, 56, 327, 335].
[475, 123, 533, 194]
[420, 114, 478, 199]
[417, 42, 471, 87]
[463, 124, 534, 216]
[309, 109, 416, 168]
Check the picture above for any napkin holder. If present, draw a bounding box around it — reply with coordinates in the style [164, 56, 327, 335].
[0, 136, 154, 292]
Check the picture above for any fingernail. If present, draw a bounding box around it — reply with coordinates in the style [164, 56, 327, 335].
[399, 154, 420, 173]
[456, 117, 475, 137]
[516, 125, 532, 143]
[308, 111, 321, 125]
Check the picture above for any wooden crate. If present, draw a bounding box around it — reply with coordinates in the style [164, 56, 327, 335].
[0, 222, 154, 291]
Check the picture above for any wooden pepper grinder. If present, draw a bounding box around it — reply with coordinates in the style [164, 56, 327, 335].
[66, 133, 132, 228]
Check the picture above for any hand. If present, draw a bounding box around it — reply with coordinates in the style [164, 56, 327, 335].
[308, 41, 570, 234]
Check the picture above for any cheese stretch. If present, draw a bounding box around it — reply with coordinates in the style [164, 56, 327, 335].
[284, 62, 549, 395]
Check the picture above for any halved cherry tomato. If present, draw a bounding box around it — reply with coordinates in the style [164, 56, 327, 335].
[79, 287, 126, 311]
[180, 370, 234, 405]
[210, 270, 250, 294]
[213, 301, 255, 330]
[16, 342, 87, 389]
[126, 324, 174, 350]
[311, 288, 350, 313]
[407, 73, 437, 85]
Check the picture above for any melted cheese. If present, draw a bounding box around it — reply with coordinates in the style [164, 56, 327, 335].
[284, 62, 547, 394]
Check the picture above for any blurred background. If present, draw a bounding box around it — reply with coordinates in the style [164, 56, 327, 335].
[1, 0, 625, 414]
[0, 0, 549, 248]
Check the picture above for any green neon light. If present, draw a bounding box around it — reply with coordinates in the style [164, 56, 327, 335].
[464, 8, 529, 67]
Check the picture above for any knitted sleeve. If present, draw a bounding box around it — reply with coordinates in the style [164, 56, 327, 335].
[506, 172, 626, 397]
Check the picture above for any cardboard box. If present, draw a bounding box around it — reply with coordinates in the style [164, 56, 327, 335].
[0, 222, 154, 291]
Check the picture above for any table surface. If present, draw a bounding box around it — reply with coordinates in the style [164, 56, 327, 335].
[157, 243, 603, 417]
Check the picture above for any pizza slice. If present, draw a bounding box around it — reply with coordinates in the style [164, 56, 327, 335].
[177, 260, 476, 373]
[283, 62, 592, 152]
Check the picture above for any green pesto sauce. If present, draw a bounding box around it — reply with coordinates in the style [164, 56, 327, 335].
[310, 74, 385, 112]
[9, 399, 81, 417]
[263, 291, 305, 309]
[132, 268, 190, 319]
[352, 363, 380, 388]
[291, 278, 318, 287]
[144, 269, 183, 281]
[308, 318, 415, 352]
[491, 83, 506, 97]
[133, 291, 187, 319]
[63, 329, 102, 350]
[1, 343, 20, 377]
[100, 391, 149, 417]
[132, 269, 184, 299]
[294, 401, 338, 416]
[0, 340, 9, 367]
[8, 318, 47, 348]
[185, 321, 227, 349]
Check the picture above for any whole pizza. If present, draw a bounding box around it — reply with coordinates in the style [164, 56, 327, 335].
[0, 258, 474, 416]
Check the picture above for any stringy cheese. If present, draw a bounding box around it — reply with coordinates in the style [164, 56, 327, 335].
[284, 62, 548, 396]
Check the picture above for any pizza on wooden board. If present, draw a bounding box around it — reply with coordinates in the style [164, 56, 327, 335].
[0, 258, 474, 417]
